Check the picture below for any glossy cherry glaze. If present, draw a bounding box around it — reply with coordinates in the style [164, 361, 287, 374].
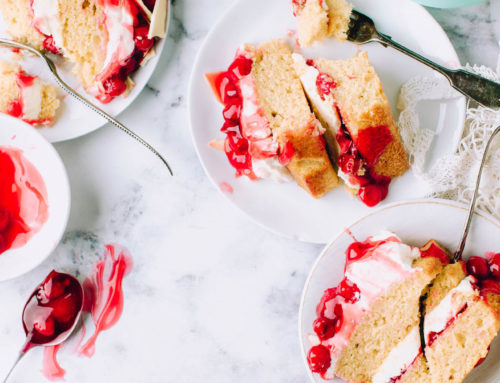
[466, 256, 490, 280]
[22, 271, 83, 351]
[307, 345, 331, 375]
[420, 240, 450, 265]
[0, 147, 49, 255]
[336, 124, 391, 207]
[488, 253, 500, 279]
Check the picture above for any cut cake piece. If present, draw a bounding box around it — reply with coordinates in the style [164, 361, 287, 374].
[306, 233, 445, 382]
[206, 39, 338, 198]
[0, 61, 59, 127]
[0, 0, 163, 104]
[293, 51, 409, 207]
[292, 0, 352, 47]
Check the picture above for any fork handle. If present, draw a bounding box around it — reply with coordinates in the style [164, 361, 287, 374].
[376, 33, 500, 109]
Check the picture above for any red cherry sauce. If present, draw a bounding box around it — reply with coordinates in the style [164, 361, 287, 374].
[316, 73, 337, 101]
[466, 256, 490, 280]
[336, 123, 392, 207]
[420, 240, 450, 265]
[487, 253, 500, 279]
[427, 304, 468, 347]
[206, 54, 286, 180]
[0, 147, 49, 255]
[22, 271, 83, 351]
[78, 245, 133, 357]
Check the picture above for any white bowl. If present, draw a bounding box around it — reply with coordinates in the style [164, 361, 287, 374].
[0, 114, 70, 281]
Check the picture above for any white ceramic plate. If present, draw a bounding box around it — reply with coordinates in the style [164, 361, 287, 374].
[299, 199, 500, 383]
[0, 3, 170, 143]
[0, 114, 70, 281]
[189, 0, 467, 244]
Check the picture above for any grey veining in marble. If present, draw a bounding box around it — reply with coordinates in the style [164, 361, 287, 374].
[0, 1, 498, 382]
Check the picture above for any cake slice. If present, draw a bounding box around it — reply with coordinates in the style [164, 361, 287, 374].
[0, 0, 164, 104]
[293, 51, 409, 206]
[0, 61, 59, 127]
[206, 39, 338, 198]
[306, 233, 446, 381]
[292, 0, 352, 47]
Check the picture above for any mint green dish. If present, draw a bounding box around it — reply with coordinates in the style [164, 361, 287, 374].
[413, 0, 486, 7]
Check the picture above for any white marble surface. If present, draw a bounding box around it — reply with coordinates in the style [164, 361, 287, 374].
[0, 0, 498, 382]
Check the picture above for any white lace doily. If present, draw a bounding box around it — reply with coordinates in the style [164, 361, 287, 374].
[398, 53, 500, 219]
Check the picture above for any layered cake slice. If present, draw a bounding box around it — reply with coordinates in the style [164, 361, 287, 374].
[0, 0, 165, 103]
[292, 0, 352, 47]
[293, 52, 409, 206]
[0, 61, 59, 126]
[306, 233, 445, 381]
[206, 39, 338, 198]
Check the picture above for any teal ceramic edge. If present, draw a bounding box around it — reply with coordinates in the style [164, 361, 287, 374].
[413, 0, 486, 8]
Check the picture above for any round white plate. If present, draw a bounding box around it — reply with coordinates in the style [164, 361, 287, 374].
[0, 3, 170, 143]
[189, 0, 467, 244]
[0, 114, 70, 281]
[299, 199, 500, 383]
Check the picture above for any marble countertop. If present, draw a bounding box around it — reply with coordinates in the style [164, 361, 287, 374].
[0, 1, 498, 382]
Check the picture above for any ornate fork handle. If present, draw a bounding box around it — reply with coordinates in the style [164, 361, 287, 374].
[0, 38, 173, 175]
[373, 32, 500, 109]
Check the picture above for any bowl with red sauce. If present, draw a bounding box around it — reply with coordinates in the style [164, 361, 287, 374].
[0, 114, 70, 281]
[299, 199, 500, 383]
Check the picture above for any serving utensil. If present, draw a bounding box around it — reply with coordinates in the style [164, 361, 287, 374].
[0, 38, 173, 175]
[347, 10, 500, 109]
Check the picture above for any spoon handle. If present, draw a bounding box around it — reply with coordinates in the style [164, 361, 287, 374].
[454, 125, 500, 261]
[2, 351, 27, 383]
[375, 33, 500, 109]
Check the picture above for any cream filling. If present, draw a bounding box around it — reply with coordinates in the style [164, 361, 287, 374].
[292, 54, 341, 133]
[20, 78, 43, 120]
[338, 169, 360, 190]
[30, 0, 64, 51]
[99, 4, 136, 80]
[424, 276, 478, 345]
[252, 157, 293, 183]
[373, 326, 420, 383]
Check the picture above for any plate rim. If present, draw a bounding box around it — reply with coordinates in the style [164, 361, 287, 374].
[297, 198, 500, 382]
[187, 0, 467, 244]
[0, 114, 71, 281]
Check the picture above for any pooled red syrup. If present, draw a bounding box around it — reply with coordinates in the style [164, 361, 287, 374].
[78, 245, 133, 357]
[206, 55, 287, 180]
[336, 123, 391, 207]
[39, 245, 133, 381]
[22, 271, 83, 350]
[0, 147, 49, 255]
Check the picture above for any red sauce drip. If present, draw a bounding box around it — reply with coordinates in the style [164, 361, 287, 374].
[475, 346, 490, 367]
[316, 288, 338, 318]
[420, 241, 450, 265]
[0, 147, 49, 255]
[337, 277, 360, 304]
[479, 279, 500, 297]
[41, 345, 65, 381]
[316, 73, 337, 101]
[22, 271, 83, 350]
[78, 245, 133, 357]
[336, 123, 391, 207]
[43, 36, 60, 54]
[388, 352, 421, 383]
[278, 141, 295, 166]
[5, 100, 23, 118]
[356, 125, 393, 167]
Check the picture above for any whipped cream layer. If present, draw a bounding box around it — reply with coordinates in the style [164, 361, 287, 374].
[424, 276, 478, 345]
[253, 158, 293, 183]
[373, 326, 421, 383]
[312, 233, 421, 374]
[31, 0, 64, 51]
[18, 77, 43, 121]
[292, 54, 341, 134]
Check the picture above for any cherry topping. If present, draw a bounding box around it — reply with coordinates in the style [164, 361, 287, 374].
[346, 241, 370, 263]
[228, 57, 253, 79]
[43, 36, 60, 54]
[467, 256, 490, 280]
[316, 288, 337, 318]
[479, 279, 500, 296]
[0, 209, 10, 232]
[489, 253, 500, 279]
[313, 317, 336, 341]
[278, 141, 295, 166]
[307, 345, 331, 374]
[356, 125, 393, 167]
[101, 75, 128, 98]
[420, 241, 450, 265]
[359, 183, 386, 207]
[134, 26, 155, 52]
[316, 73, 337, 100]
[337, 278, 360, 303]
[6, 100, 22, 118]
[222, 99, 242, 123]
[225, 131, 249, 155]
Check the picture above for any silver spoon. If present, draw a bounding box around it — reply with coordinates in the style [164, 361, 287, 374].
[347, 10, 500, 109]
[0, 38, 173, 175]
[454, 125, 500, 261]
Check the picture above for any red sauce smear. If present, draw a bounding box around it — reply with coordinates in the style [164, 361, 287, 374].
[420, 241, 450, 265]
[0, 146, 49, 255]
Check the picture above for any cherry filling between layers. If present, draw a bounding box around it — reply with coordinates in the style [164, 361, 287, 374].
[29, 0, 157, 104]
[0, 147, 49, 255]
[206, 54, 292, 180]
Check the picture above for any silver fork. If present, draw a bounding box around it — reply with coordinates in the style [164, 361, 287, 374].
[0, 38, 173, 175]
[347, 10, 500, 109]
